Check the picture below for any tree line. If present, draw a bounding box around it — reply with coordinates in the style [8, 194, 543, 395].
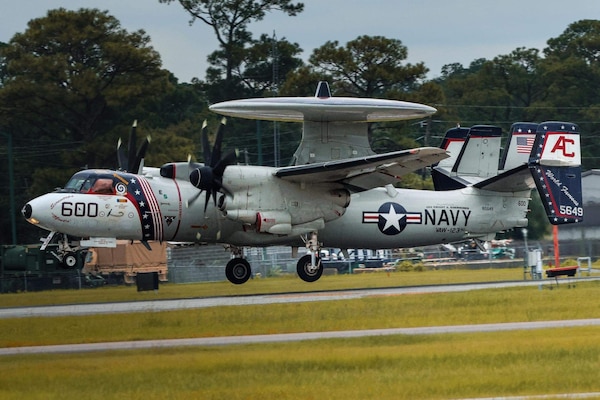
[1, 1, 599, 243]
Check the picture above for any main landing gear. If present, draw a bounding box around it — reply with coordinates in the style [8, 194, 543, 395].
[296, 231, 323, 282]
[296, 254, 322, 282]
[225, 245, 252, 285]
[224, 232, 325, 285]
[225, 258, 252, 284]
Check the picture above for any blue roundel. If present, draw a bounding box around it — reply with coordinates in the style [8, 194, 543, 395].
[377, 202, 407, 235]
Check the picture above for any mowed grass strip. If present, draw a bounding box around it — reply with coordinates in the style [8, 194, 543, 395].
[0, 328, 599, 400]
[0, 266, 586, 308]
[2, 280, 600, 347]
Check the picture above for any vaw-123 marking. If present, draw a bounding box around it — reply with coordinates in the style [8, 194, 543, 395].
[22, 82, 583, 284]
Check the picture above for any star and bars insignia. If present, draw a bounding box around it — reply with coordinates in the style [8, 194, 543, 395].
[363, 202, 422, 235]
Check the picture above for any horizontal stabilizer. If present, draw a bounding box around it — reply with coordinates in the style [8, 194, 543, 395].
[473, 164, 534, 192]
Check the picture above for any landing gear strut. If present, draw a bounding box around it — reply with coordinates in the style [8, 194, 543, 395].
[297, 231, 323, 282]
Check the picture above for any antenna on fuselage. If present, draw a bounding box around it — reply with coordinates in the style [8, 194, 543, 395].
[315, 81, 331, 98]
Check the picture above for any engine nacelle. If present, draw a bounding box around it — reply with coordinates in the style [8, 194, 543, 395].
[329, 188, 351, 208]
[218, 165, 351, 234]
[256, 211, 292, 234]
[223, 209, 257, 224]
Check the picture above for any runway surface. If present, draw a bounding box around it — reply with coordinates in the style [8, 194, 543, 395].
[0, 279, 564, 319]
[2, 278, 599, 356]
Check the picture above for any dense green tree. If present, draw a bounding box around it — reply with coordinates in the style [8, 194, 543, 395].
[239, 33, 303, 95]
[307, 35, 428, 97]
[0, 8, 169, 170]
[0, 8, 174, 243]
[436, 48, 546, 129]
[204, 34, 304, 102]
[540, 20, 600, 169]
[281, 35, 433, 154]
[159, 0, 303, 100]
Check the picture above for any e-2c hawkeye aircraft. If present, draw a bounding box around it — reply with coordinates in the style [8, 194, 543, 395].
[22, 82, 583, 284]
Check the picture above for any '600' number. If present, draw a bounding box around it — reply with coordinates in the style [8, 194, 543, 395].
[61, 202, 98, 217]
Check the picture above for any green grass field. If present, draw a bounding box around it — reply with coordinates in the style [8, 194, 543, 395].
[1, 268, 600, 399]
[0, 266, 561, 308]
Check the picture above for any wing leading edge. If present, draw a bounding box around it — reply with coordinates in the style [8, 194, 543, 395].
[275, 147, 448, 190]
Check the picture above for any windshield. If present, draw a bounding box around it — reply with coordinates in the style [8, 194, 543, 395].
[61, 172, 116, 194]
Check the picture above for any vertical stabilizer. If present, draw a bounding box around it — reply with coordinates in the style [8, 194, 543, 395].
[452, 125, 502, 177]
[437, 126, 470, 169]
[432, 126, 469, 190]
[499, 122, 538, 171]
[432, 125, 502, 190]
[528, 121, 583, 224]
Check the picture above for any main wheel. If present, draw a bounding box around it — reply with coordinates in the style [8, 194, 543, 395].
[225, 258, 252, 284]
[296, 254, 323, 282]
[62, 252, 78, 268]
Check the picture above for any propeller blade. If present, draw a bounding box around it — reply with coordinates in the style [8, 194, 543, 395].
[117, 138, 128, 171]
[132, 136, 151, 175]
[201, 120, 210, 166]
[213, 149, 238, 177]
[127, 120, 138, 172]
[210, 118, 226, 168]
[185, 190, 202, 208]
[204, 190, 211, 212]
[214, 179, 234, 198]
[189, 118, 233, 213]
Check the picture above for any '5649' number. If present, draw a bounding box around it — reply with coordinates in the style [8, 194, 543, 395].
[559, 205, 583, 217]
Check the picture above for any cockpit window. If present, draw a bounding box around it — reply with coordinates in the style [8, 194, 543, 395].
[90, 178, 114, 194]
[63, 174, 90, 192]
[61, 172, 116, 194]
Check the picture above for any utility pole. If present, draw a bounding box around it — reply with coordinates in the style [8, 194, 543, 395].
[272, 31, 280, 167]
[1, 131, 17, 244]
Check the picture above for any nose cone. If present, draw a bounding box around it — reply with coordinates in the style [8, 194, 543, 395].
[21, 195, 55, 230]
[22, 203, 33, 220]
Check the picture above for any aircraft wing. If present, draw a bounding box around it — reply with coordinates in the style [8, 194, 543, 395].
[275, 147, 448, 190]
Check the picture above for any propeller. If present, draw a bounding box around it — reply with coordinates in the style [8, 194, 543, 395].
[189, 118, 237, 211]
[117, 120, 151, 173]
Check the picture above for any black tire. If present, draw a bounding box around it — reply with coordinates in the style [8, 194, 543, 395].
[62, 252, 78, 268]
[225, 258, 252, 284]
[296, 254, 323, 282]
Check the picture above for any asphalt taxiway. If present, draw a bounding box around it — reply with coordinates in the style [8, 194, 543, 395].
[2, 278, 599, 356]
[0, 279, 569, 319]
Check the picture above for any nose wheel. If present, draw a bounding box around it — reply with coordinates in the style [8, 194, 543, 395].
[225, 258, 252, 284]
[296, 254, 323, 282]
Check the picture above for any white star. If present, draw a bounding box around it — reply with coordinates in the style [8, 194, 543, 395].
[139, 201, 146, 208]
[130, 178, 137, 184]
[135, 189, 141, 196]
[381, 204, 405, 232]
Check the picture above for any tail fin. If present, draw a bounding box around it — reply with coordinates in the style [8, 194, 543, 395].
[432, 126, 470, 190]
[529, 121, 583, 224]
[432, 125, 501, 190]
[437, 126, 470, 169]
[499, 122, 538, 171]
[452, 125, 501, 177]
